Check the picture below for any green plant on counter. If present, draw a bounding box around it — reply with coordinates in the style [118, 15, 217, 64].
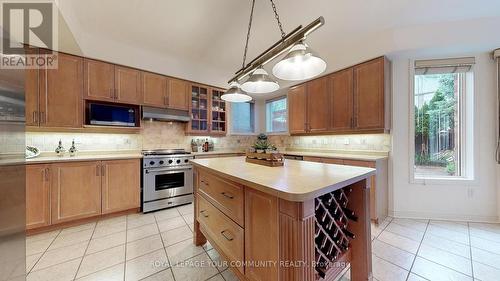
[252, 134, 277, 152]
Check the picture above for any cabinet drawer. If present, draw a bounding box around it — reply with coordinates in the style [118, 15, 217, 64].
[197, 195, 244, 274]
[198, 171, 244, 226]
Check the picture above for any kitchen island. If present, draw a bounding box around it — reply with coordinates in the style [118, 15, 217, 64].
[191, 156, 375, 281]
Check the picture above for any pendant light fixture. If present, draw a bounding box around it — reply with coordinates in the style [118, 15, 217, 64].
[223, 0, 326, 102]
[241, 67, 279, 93]
[221, 81, 252, 102]
[272, 41, 326, 81]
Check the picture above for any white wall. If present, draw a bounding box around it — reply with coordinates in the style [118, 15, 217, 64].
[390, 52, 499, 222]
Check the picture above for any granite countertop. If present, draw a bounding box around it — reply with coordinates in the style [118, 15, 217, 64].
[25, 151, 143, 164]
[191, 156, 375, 202]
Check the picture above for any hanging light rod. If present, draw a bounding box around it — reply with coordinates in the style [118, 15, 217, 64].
[228, 16, 325, 84]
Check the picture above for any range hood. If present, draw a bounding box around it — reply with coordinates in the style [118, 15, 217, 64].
[142, 106, 190, 122]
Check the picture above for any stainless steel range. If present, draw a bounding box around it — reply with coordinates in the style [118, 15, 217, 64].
[142, 149, 193, 212]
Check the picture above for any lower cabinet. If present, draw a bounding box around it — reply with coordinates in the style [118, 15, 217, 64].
[302, 156, 388, 223]
[26, 164, 51, 229]
[101, 159, 140, 214]
[26, 158, 140, 229]
[51, 161, 102, 224]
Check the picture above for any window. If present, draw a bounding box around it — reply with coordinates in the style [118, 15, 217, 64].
[231, 102, 255, 134]
[412, 57, 474, 180]
[266, 97, 287, 133]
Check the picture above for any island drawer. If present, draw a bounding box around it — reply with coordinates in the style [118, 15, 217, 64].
[198, 171, 244, 226]
[197, 194, 244, 274]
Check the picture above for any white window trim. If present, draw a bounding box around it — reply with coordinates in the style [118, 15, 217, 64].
[408, 59, 477, 185]
[265, 96, 288, 135]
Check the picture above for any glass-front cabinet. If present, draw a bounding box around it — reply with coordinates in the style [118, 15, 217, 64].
[187, 84, 227, 135]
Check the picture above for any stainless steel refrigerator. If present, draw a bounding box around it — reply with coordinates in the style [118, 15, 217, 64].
[0, 33, 26, 281]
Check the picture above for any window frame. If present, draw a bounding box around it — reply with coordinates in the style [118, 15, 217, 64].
[229, 101, 256, 135]
[408, 59, 477, 185]
[265, 95, 288, 135]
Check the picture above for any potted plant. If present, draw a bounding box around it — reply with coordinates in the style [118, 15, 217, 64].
[252, 134, 273, 153]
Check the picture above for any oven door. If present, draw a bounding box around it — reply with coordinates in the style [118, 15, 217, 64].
[143, 167, 193, 202]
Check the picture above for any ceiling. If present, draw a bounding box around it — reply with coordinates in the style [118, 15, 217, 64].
[53, 0, 500, 99]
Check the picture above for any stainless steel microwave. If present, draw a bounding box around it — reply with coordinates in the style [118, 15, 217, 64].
[87, 102, 137, 127]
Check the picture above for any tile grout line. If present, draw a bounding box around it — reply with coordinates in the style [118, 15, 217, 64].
[72, 222, 97, 281]
[154, 209, 177, 281]
[124, 214, 129, 281]
[27, 229, 62, 275]
[405, 219, 429, 281]
[468, 222, 475, 280]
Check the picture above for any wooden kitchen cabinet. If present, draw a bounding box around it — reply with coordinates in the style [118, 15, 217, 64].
[245, 188, 279, 281]
[288, 85, 307, 134]
[187, 84, 227, 135]
[330, 68, 354, 131]
[83, 59, 115, 102]
[101, 159, 140, 214]
[115, 66, 142, 104]
[50, 161, 102, 224]
[26, 164, 51, 229]
[353, 57, 387, 130]
[307, 76, 329, 132]
[142, 71, 168, 107]
[288, 56, 390, 135]
[167, 78, 189, 110]
[39, 52, 83, 128]
[25, 48, 40, 127]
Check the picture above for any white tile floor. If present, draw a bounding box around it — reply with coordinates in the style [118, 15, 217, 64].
[25, 204, 500, 281]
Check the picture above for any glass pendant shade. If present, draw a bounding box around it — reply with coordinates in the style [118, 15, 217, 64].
[221, 82, 252, 103]
[272, 42, 327, 81]
[241, 68, 280, 94]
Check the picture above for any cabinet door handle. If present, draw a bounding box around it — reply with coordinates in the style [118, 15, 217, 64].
[39, 111, 45, 124]
[96, 165, 100, 176]
[114, 89, 118, 99]
[221, 192, 234, 199]
[220, 230, 234, 241]
[200, 210, 209, 218]
[101, 164, 105, 176]
[44, 168, 50, 181]
[109, 88, 113, 98]
[164, 95, 167, 105]
[32, 111, 38, 123]
[200, 180, 209, 186]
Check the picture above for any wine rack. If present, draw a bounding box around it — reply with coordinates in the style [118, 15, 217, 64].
[314, 187, 358, 279]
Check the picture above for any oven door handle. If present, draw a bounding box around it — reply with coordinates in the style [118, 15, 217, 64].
[145, 167, 192, 174]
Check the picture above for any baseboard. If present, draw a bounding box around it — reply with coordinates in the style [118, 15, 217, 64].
[389, 209, 499, 223]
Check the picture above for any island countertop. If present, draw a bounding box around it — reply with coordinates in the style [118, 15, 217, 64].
[191, 156, 375, 202]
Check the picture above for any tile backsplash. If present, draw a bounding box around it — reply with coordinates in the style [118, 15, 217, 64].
[26, 121, 391, 153]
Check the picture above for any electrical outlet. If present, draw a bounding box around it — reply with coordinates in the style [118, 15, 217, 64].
[344, 138, 350, 145]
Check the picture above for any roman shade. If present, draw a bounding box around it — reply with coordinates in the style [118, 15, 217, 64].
[415, 57, 475, 75]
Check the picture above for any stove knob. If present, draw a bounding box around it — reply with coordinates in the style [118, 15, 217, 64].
[149, 161, 155, 165]
[176, 159, 181, 164]
[159, 160, 164, 165]
[168, 160, 173, 164]
[184, 159, 189, 163]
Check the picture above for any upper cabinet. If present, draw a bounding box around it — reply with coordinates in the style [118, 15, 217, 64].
[187, 85, 227, 135]
[26, 51, 83, 129]
[142, 71, 168, 107]
[115, 66, 142, 104]
[353, 57, 388, 130]
[288, 85, 307, 134]
[330, 68, 354, 131]
[307, 76, 330, 132]
[167, 78, 189, 110]
[288, 56, 390, 135]
[84, 60, 142, 105]
[83, 59, 115, 102]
